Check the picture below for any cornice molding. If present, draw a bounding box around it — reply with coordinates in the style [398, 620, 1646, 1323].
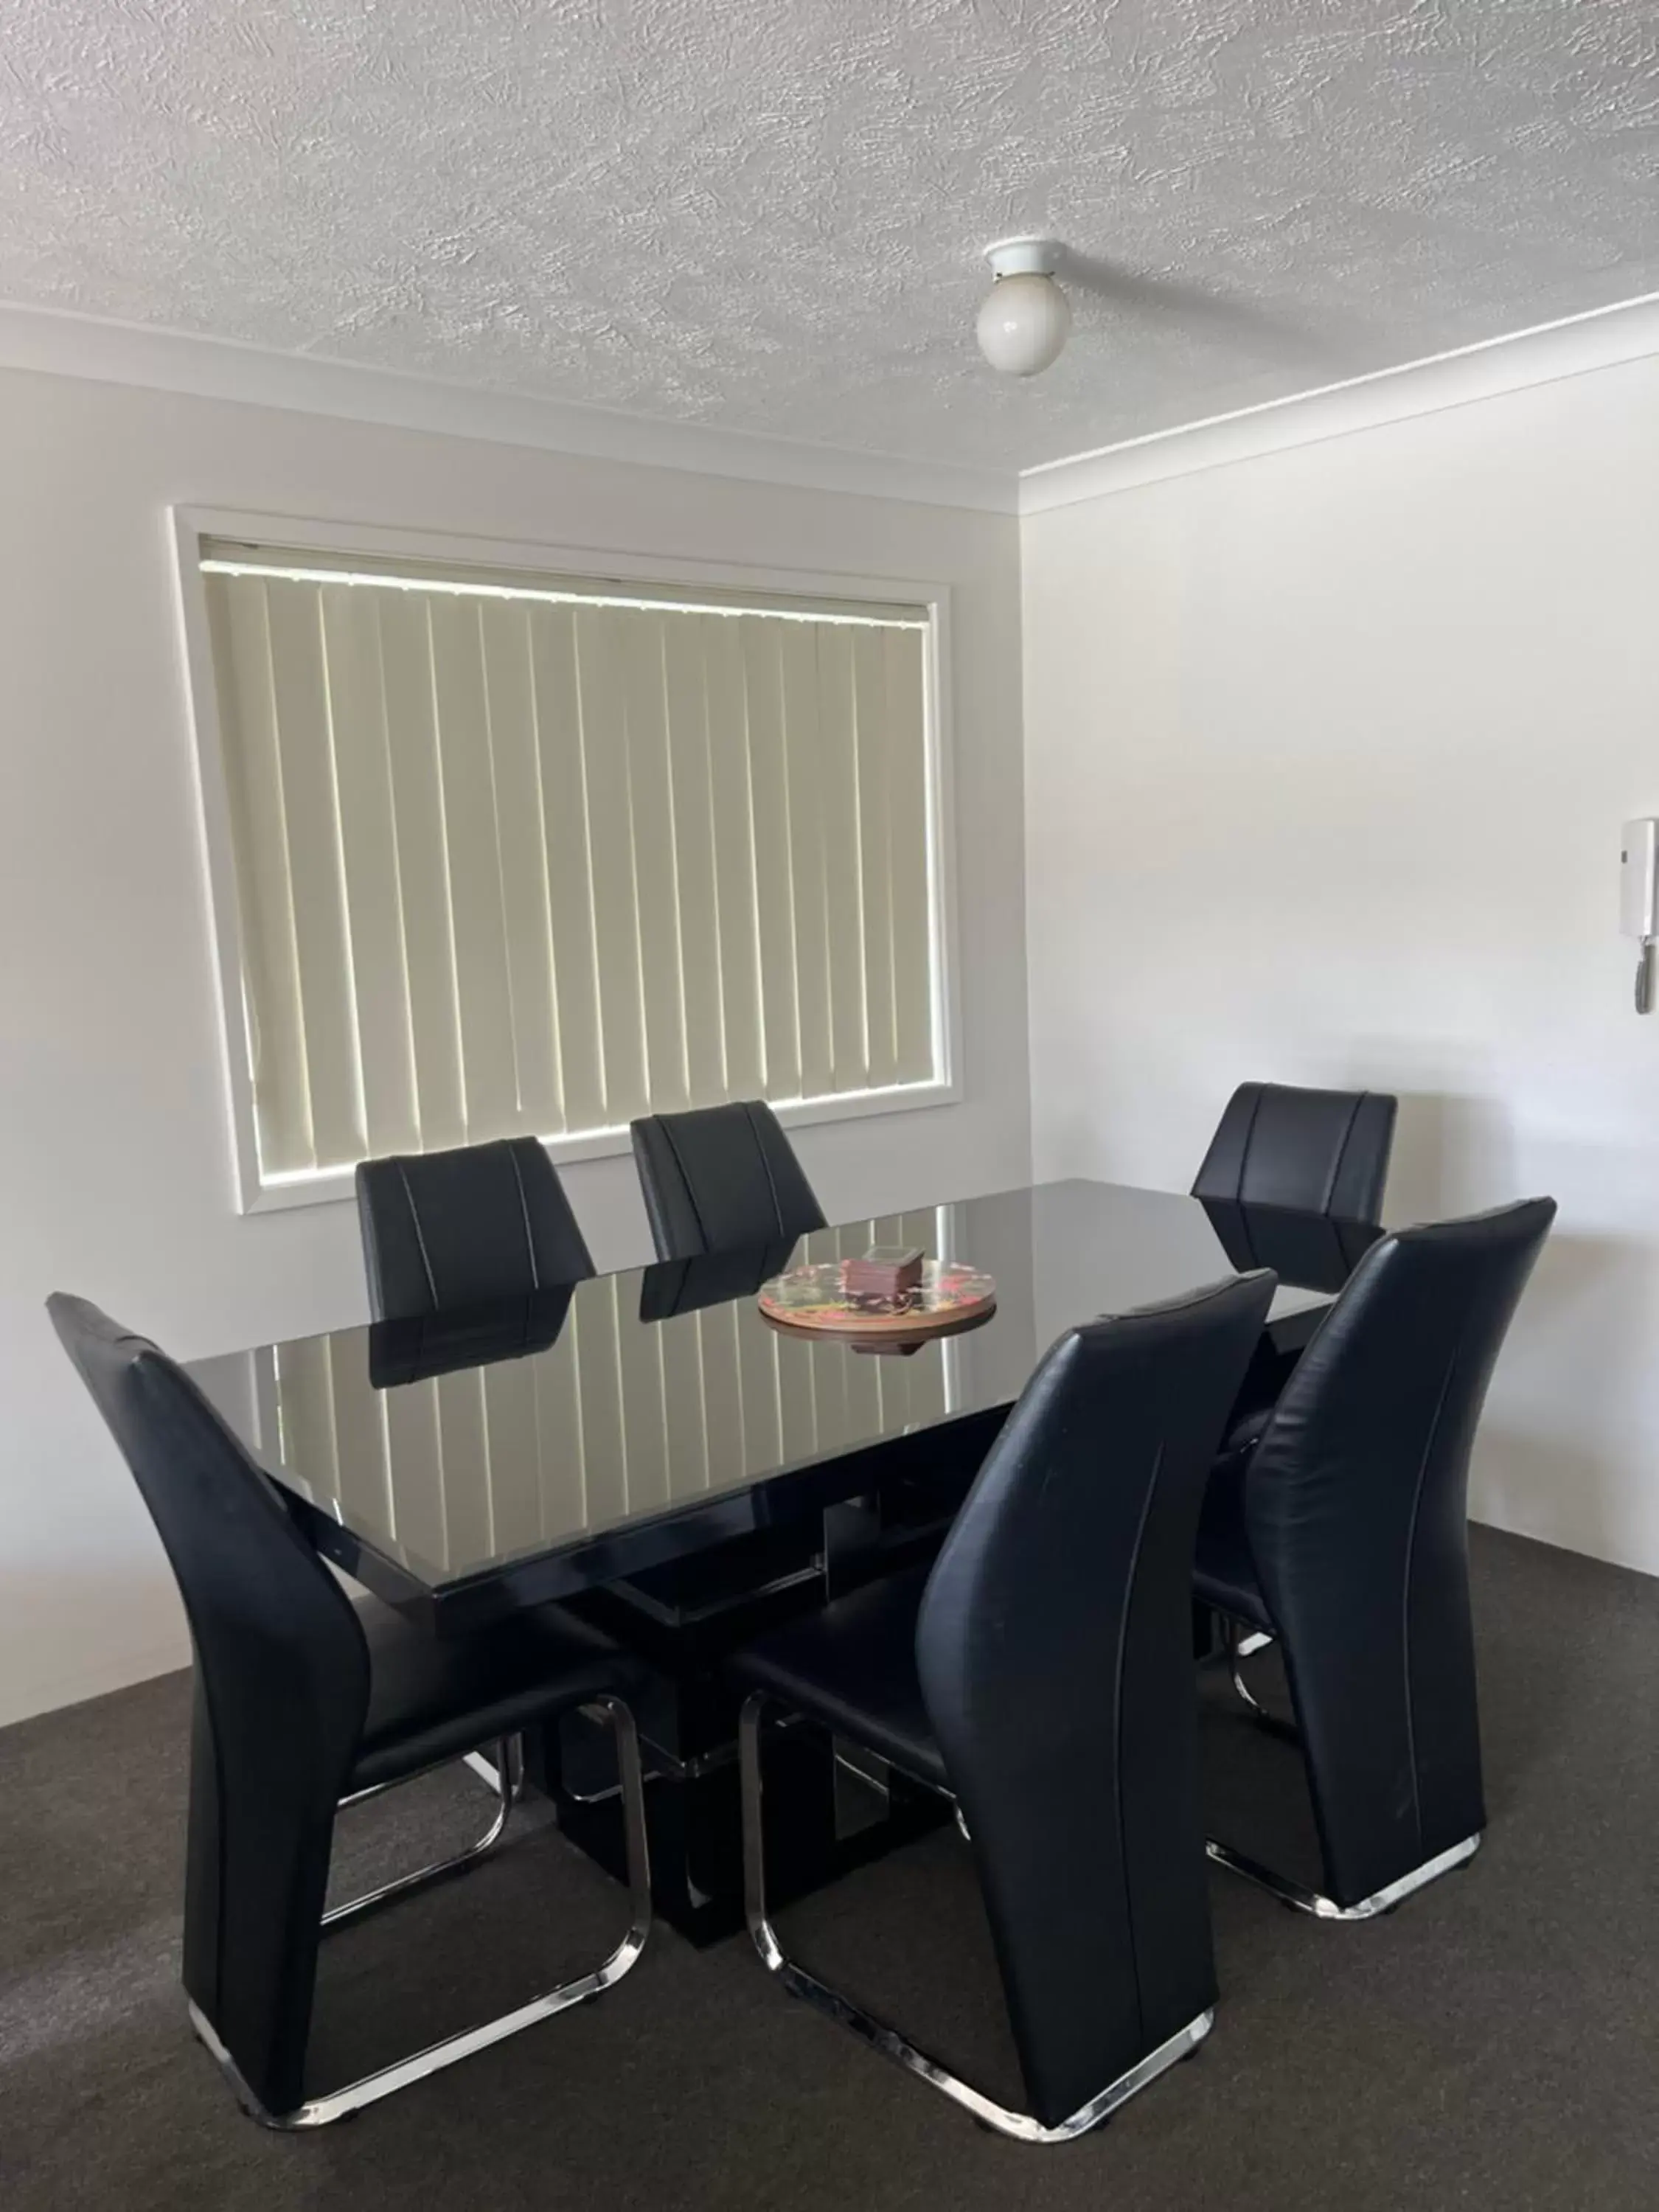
[1018, 290, 1659, 513]
[0, 301, 1018, 516]
[7, 288, 1659, 524]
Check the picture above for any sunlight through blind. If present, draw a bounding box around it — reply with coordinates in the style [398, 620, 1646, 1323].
[265, 1212, 955, 1571]
[198, 543, 939, 1188]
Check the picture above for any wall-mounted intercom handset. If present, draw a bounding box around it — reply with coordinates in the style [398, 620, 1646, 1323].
[1620, 818, 1659, 1014]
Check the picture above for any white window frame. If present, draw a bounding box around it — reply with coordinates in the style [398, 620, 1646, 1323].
[170, 506, 964, 1215]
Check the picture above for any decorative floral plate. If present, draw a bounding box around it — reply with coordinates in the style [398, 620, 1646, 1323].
[757, 1259, 997, 1342]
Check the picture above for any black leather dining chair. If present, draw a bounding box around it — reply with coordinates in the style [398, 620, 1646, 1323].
[355, 1136, 594, 1321]
[1192, 1082, 1397, 1220]
[730, 1270, 1277, 2142]
[1197, 1199, 1383, 1292]
[1196, 1197, 1556, 1919]
[48, 1294, 651, 2129]
[630, 1101, 826, 1262]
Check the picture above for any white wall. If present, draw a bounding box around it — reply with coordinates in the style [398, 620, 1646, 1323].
[1023, 350, 1659, 1578]
[0, 367, 1029, 1724]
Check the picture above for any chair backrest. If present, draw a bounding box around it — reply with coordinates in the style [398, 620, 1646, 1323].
[1242, 1197, 1556, 1902]
[915, 1268, 1277, 2128]
[355, 1137, 594, 1320]
[48, 1294, 368, 2104]
[630, 1102, 827, 1262]
[1198, 1197, 1382, 1292]
[1192, 1081, 1397, 1219]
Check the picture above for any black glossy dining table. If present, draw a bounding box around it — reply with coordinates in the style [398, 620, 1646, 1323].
[190, 1177, 1379, 1938]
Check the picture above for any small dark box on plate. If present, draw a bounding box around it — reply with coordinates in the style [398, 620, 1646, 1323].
[842, 1245, 925, 1298]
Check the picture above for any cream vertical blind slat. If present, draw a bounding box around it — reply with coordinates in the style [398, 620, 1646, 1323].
[779, 624, 834, 1102]
[325, 1332, 396, 1544]
[809, 1333, 850, 1455]
[574, 608, 651, 1124]
[615, 1284, 672, 1516]
[871, 1338, 897, 1435]
[480, 1360, 545, 1558]
[622, 614, 692, 1113]
[661, 613, 727, 1106]
[528, 605, 606, 1135]
[428, 599, 520, 1141]
[892, 1208, 948, 1427]
[376, 593, 468, 1153]
[383, 1379, 451, 1573]
[208, 580, 315, 1174]
[201, 547, 939, 1189]
[832, 1220, 885, 1437]
[319, 586, 422, 1158]
[773, 1326, 819, 1466]
[852, 629, 899, 1091]
[435, 1370, 494, 1566]
[658, 1313, 711, 1495]
[813, 626, 870, 1091]
[531, 1315, 587, 1540]
[740, 619, 802, 1099]
[804, 1245, 850, 1447]
[272, 1338, 341, 1506]
[263, 580, 366, 1166]
[569, 1285, 630, 1530]
[886, 629, 935, 1085]
[479, 602, 564, 1133]
[734, 1304, 785, 1475]
[695, 1301, 748, 1490]
[701, 614, 767, 1100]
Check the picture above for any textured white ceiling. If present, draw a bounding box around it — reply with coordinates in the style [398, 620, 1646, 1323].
[4, 1, 1659, 471]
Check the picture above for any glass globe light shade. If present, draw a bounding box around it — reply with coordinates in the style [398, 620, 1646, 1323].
[975, 271, 1071, 376]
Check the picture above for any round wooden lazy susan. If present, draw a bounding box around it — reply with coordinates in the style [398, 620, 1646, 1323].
[757, 1260, 997, 1343]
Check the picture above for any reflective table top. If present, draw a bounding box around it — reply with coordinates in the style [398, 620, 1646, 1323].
[189, 1179, 1379, 1615]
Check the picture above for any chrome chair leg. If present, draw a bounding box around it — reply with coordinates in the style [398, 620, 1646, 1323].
[1224, 1621, 1298, 1742]
[555, 1702, 669, 1806]
[464, 1746, 508, 1792]
[195, 1697, 653, 2129]
[1206, 1832, 1481, 1920]
[324, 1736, 524, 1932]
[739, 1694, 1211, 2144]
[1210, 1621, 1478, 1916]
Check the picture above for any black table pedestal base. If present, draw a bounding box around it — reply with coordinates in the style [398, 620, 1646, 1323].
[532, 1694, 950, 1945]
[531, 1453, 985, 1943]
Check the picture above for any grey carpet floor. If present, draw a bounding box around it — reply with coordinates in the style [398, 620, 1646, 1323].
[4, 1526, 1659, 2211]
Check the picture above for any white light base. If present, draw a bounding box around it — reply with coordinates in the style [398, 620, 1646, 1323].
[982, 237, 1063, 280]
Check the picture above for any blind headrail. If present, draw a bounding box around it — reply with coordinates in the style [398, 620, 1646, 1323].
[199, 540, 928, 629]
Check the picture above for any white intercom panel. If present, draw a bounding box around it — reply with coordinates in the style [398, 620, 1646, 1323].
[1621, 818, 1659, 1013]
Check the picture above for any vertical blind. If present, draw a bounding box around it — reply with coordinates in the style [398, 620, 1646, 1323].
[200, 543, 939, 1188]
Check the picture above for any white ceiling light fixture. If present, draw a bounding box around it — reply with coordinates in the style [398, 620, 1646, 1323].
[975, 237, 1071, 377]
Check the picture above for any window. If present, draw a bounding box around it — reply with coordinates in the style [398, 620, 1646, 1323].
[178, 518, 954, 1211]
